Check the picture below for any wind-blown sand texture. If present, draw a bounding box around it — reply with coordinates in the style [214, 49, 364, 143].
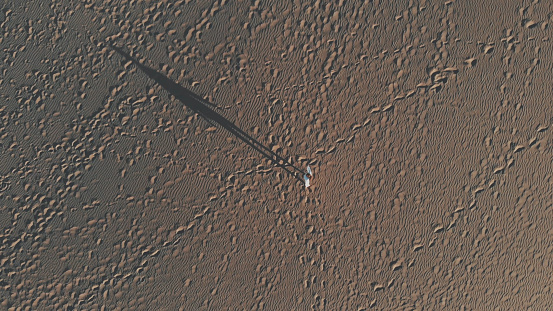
[2, 0, 553, 309]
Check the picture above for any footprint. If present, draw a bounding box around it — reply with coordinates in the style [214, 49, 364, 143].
[522, 19, 538, 29]
[464, 58, 477, 67]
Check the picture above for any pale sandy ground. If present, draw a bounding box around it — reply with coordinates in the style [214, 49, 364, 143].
[2, 0, 553, 310]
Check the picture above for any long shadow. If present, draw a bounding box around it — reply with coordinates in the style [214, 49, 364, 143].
[109, 45, 305, 182]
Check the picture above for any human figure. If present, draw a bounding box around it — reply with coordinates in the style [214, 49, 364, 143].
[304, 165, 313, 188]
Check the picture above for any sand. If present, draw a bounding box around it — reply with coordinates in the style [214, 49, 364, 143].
[1, 0, 553, 309]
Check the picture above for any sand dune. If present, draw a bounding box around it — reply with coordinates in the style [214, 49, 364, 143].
[1, 0, 553, 309]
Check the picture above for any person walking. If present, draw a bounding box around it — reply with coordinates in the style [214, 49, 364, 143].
[304, 165, 313, 188]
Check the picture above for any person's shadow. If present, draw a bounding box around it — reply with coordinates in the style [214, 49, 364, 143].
[109, 45, 305, 182]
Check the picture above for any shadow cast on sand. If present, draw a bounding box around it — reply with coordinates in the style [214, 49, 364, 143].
[109, 45, 305, 182]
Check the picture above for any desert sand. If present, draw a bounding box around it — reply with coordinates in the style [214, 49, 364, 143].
[2, 0, 553, 310]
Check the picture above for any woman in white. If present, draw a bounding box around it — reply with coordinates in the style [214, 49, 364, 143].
[304, 165, 313, 188]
